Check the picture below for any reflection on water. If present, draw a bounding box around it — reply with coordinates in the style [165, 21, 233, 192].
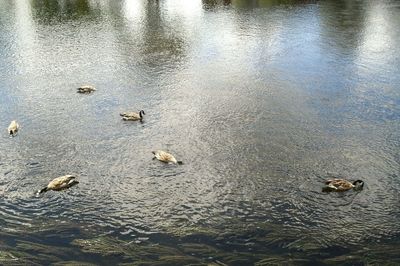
[29, 0, 104, 23]
[203, 0, 318, 9]
[1, 0, 400, 264]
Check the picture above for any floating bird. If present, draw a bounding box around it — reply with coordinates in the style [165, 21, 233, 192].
[77, 85, 96, 93]
[120, 110, 145, 122]
[323, 179, 364, 192]
[7, 120, 19, 136]
[152, 150, 183, 164]
[37, 175, 79, 194]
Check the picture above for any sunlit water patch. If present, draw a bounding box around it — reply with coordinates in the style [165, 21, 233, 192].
[0, 0, 400, 264]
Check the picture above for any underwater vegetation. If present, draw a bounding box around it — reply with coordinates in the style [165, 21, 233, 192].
[1, 219, 399, 265]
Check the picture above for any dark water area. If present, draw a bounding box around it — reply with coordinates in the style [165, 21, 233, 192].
[1, 0, 400, 264]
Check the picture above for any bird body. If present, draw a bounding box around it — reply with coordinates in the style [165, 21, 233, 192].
[120, 110, 145, 121]
[152, 150, 182, 164]
[8, 120, 19, 136]
[323, 179, 364, 192]
[38, 175, 79, 194]
[77, 85, 96, 93]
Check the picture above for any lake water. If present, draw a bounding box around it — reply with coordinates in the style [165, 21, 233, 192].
[1, 0, 399, 264]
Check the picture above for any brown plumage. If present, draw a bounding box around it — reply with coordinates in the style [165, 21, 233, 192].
[77, 85, 96, 93]
[120, 110, 145, 121]
[37, 175, 79, 194]
[152, 150, 182, 164]
[323, 179, 364, 192]
[7, 120, 19, 136]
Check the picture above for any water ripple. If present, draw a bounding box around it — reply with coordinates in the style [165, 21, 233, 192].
[0, 0, 399, 259]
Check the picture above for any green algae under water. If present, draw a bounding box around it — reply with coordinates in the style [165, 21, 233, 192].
[1, 0, 400, 264]
[1, 219, 400, 265]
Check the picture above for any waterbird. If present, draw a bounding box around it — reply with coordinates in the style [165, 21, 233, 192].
[37, 175, 79, 194]
[152, 150, 183, 164]
[7, 120, 19, 136]
[323, 179, 364, 192]
[120, 110, 145, 122]
[77, 85, 96, 93]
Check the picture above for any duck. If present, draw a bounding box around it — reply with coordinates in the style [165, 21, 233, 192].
[120, 110, 145, 122]
[152, 150, 183, 164]
[7, 120, 20, 136]
[77, 85, 96, 93]
[323, 179, 364, 192]
[37, 175, 79, 194]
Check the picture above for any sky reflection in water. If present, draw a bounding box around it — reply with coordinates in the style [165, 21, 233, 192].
[0, 0, 399, 263]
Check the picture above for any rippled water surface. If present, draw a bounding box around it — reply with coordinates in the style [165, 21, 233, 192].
[1, 0, 400, 264]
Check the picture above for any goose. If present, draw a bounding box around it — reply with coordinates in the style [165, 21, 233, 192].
[323, 179, 364, 192]
[37, 175, 79, 194]
[152, 150, 182, 164]
[120, 110, 145, 121]
[8, 120, 19, 136]
[77, 85, 96, 93]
